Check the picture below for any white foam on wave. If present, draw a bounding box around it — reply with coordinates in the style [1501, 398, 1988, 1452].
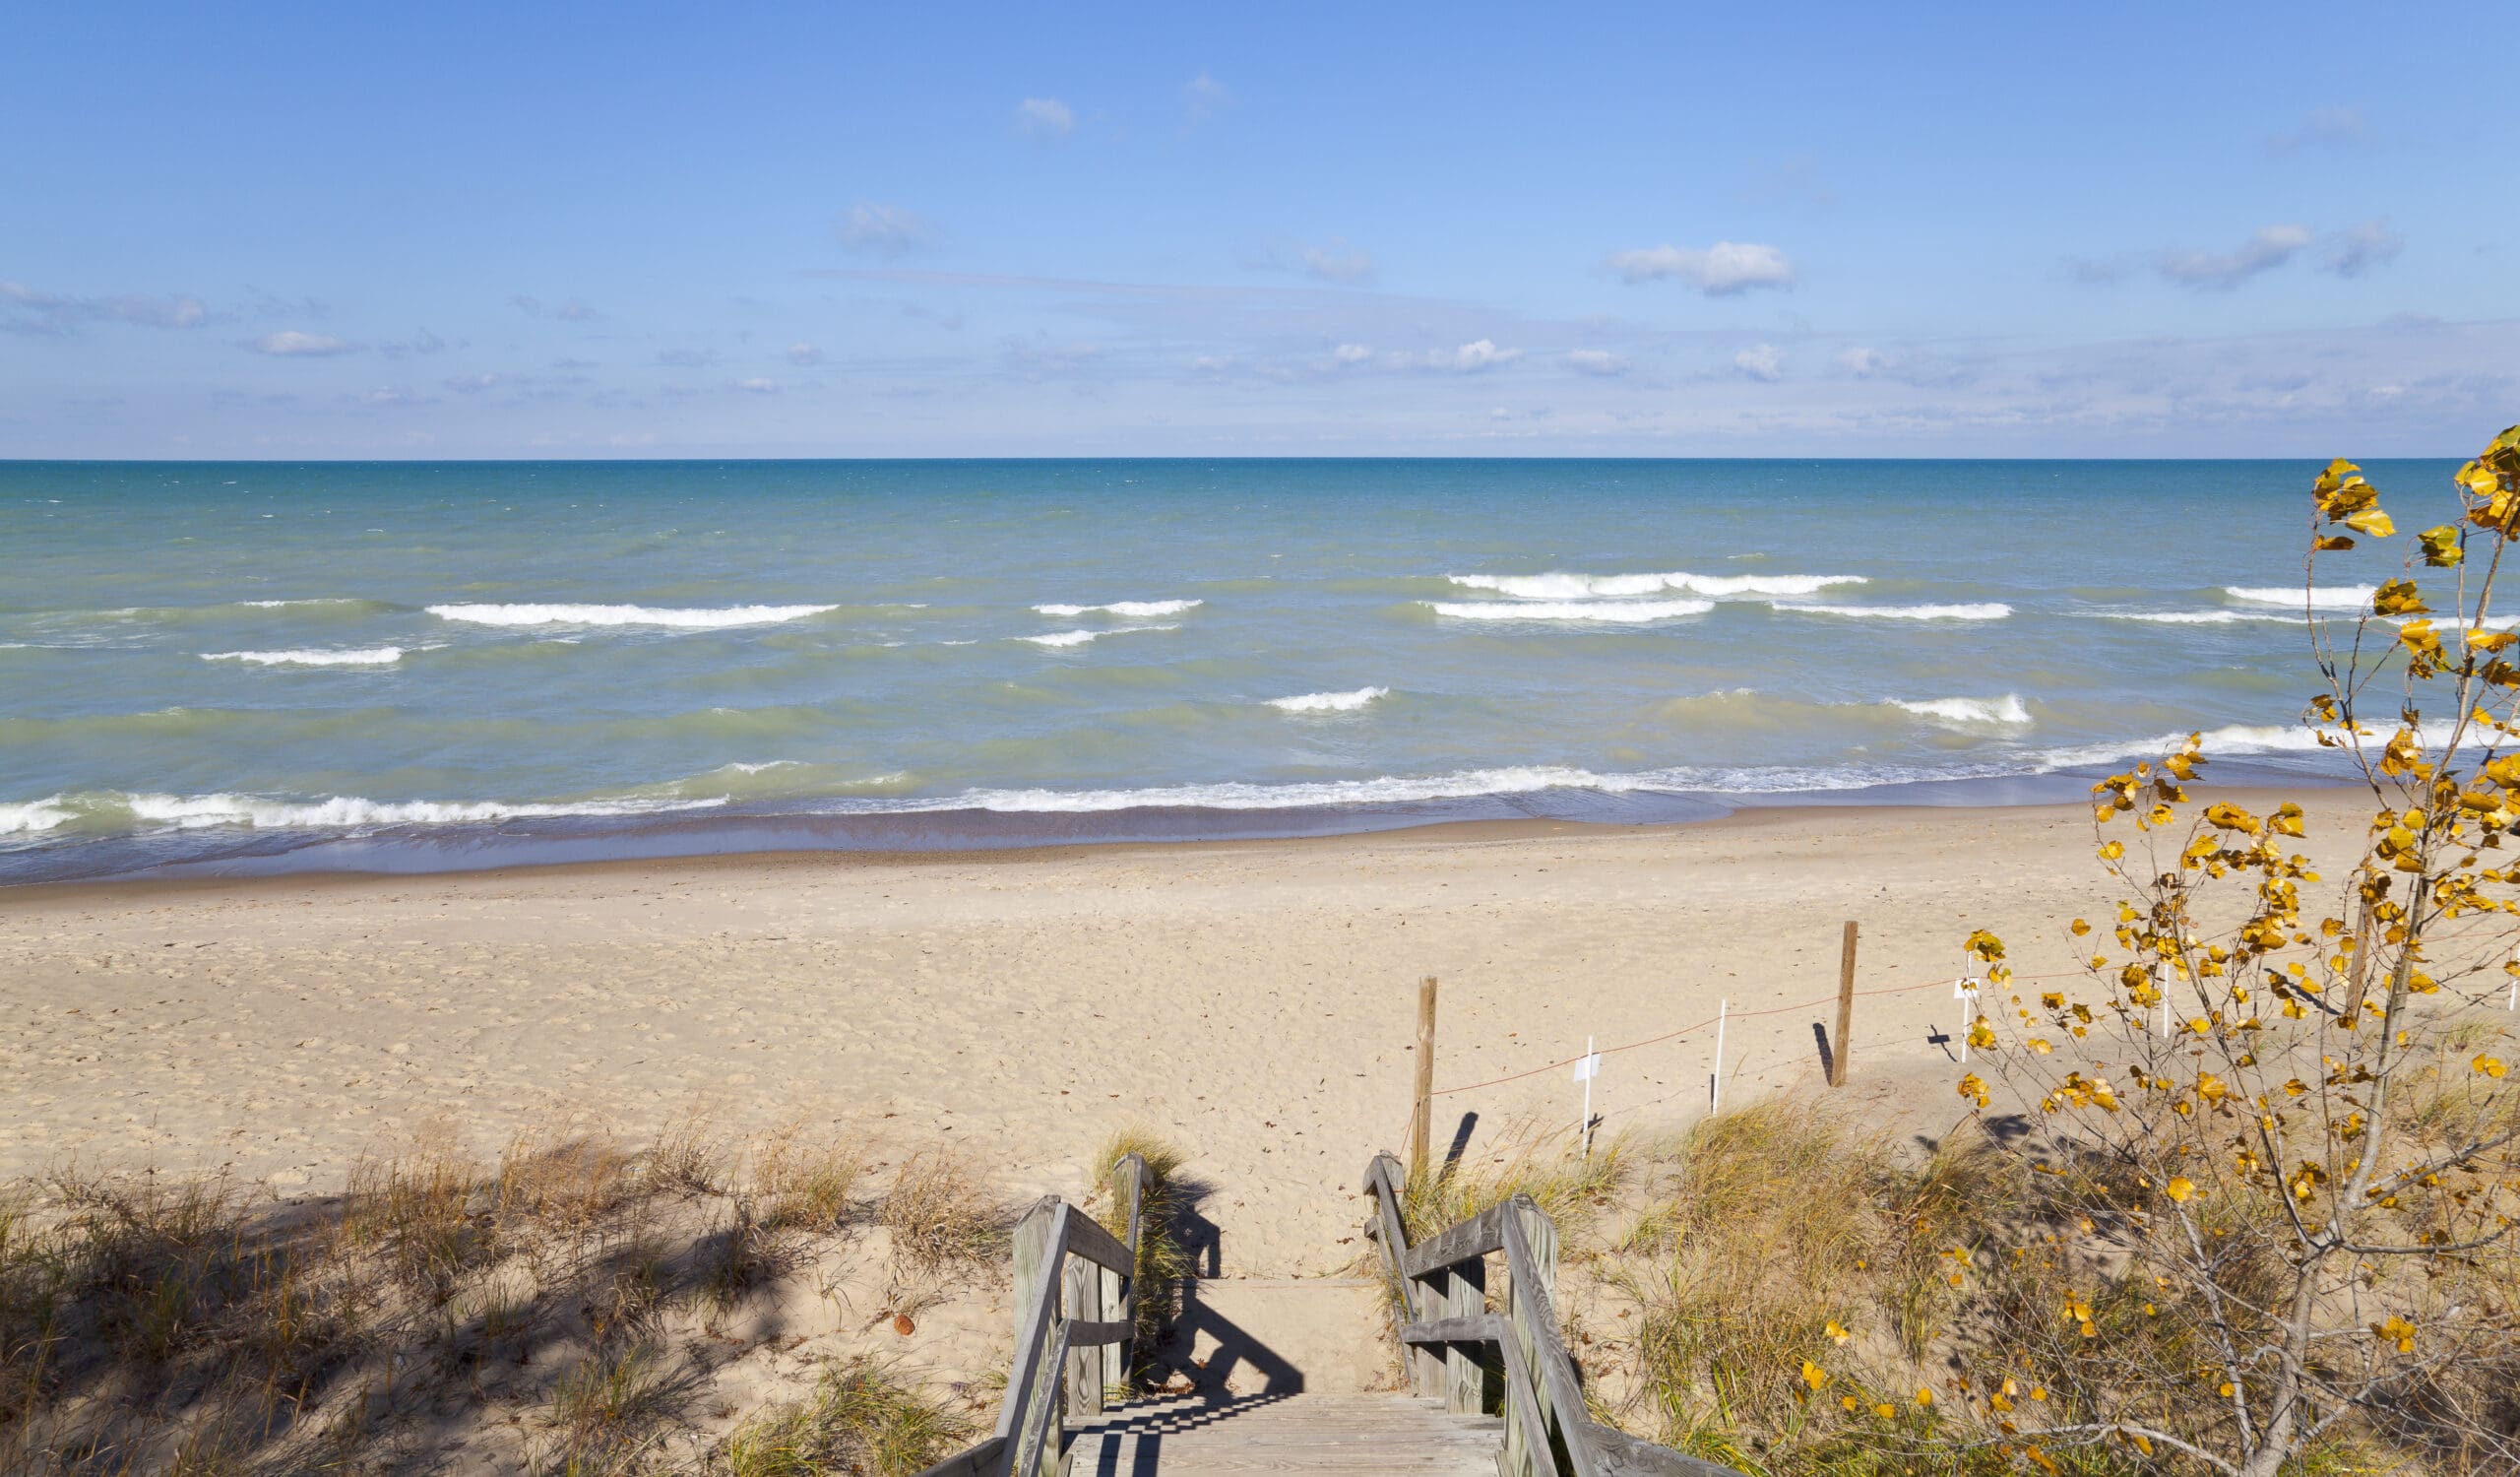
[2227, 585, 2375, 610]
[1425, 599, 1715, 622]
[2090, 610, 2303, 625]
[1032, 599, 1203, 617]
[1267, 686, 1389, 713]
[1449, 571, 1865, 600]
[117, 792, 729, 829]
[239, 598, 366, 609]
[0, 799, 73, 835]
[201, 647, 407, 668]
[426, 603, 837, 628]
[1017, 624, 1181, 648]
[1773, 602, 2012, 621]
[2033, 719, 2474, 771]
[1890, 695, 2032, 726]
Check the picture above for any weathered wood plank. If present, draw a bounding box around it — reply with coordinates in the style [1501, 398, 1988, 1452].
[1398, 1314, 1501, 1344]
[996, 1197, 1063, 1442]
[1496, 1325, 1564, 1477]
[1400, 1202, 1510, 1277]
[1578, 1421, 1745, 1477]
[1061, 1209, 1135, 1276]
[1445, 1254, 1487, 1415]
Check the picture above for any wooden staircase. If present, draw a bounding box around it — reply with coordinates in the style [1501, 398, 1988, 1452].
[1065, 1392, 1502, 1475]
[914, 1153, 1742, 1477]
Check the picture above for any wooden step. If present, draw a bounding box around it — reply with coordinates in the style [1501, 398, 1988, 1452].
[1066, 1392, 1501, 1475]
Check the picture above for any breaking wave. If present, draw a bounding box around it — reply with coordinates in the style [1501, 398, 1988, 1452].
[426, 603, 838, 628]
[1032, 599, 1203, 617]
[1267, 686, 1389, 713]
[1424, 599, 1715, 622]
[2226, 585, 2375, 610]
[1772, 602, 2012, 621]
[2090, 610, 2303, 625]
[1890, 695, 2033, 725]
[1448, 571, 1865, 600]
[201, 647, 407, 668]
[1018, 624, 1181, 648]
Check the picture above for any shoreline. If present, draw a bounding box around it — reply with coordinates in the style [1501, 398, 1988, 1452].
[0, 759, 2359, 890]
[0, 788, 2389, 1277]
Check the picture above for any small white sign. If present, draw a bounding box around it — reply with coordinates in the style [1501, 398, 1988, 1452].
[1953, 977, 1982, 1000]
[1571, 1053, 1603, 1082]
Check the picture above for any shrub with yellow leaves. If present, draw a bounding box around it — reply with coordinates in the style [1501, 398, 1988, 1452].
[1947, 428, 2520, 1477]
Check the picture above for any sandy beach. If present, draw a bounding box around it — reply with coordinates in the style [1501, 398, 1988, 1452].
[0, 790, 2375, 1277]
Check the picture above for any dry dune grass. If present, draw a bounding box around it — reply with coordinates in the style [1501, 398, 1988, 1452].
[0, 1114, 1034, 1476]
[1407, 1092, 2520, 1477]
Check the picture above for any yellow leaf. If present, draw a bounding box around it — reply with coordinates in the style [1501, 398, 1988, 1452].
[2420, 524, 2464, 566]
[1825, 1319, 1850, 1346]
[2380, 1314, 2416, 1353]
[1915, 1387, 1934, 1407]
[2344, 507, 2395, 538]
[1872, 1403, 1895, 1419]
[2167, 1177, 2196, 1203]
[2099, 840, 2125, 861]
[1801, 1359, 1830, 1389]
[2475, 1055, 2508, 1079]
[1958, 1072, 1989, 1107]
[2372, 578, 2427, 616]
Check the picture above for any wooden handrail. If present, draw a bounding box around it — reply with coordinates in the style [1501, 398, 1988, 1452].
[1361, 1151, 1747, 1477]
[915, 1153, 1155, 1477]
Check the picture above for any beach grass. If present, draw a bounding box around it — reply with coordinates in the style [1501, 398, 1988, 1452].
[0, 1118, 1020, 1475]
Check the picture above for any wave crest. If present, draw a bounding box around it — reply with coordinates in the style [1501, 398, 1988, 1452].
[201, 647, 406, 667]
[1890, 695, 2032, 726]
[1425, 599, 1714, 622]
[1449, 571, 1865, 600]
[426, 603, 837, 628]
[1032, 599, 1203, 617]
[1017, 624, 1180, 647]
[1267, 686, 1389, 713]
[2226, 585, 2374, 610]
[1773, 602, 2011, 621]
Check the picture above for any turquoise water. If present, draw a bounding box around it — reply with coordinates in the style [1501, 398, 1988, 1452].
[0, 458, 2445, 881]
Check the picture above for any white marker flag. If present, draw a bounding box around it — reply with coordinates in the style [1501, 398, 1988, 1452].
[1572, 1053, 1603, 1082]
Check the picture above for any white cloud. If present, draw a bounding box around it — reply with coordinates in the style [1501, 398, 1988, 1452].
[1562, 350, 1629, 376]
[1836, 346, 1889, 376]
[354, 385, 422, 406]
[786, 342, 824, 365]
[840, 201, 942, 257]
[2, 281, 207, 333]
[1016, 96, 1074, 139]
[1183, 72, 1231, 123]
[1452, 340, 1514, 370]
[1733, 344, 1785, 381]
[737, 377, 780, 394]
[2265, 105, 2368, 155]
[1606, 241, 1796, 294]
[2156, 225, 2313, 289]
[1333, 343, 1373, 364]
[2320, 220, 2403, 278]
[246, 330, 359, 356]
[1298, 238, 1374, 284]
[444, 372, 502, 393]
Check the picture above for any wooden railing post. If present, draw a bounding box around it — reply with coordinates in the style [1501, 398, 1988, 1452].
[1832, 920, 1858, 1087]
[1411, 977, 1438, 1178]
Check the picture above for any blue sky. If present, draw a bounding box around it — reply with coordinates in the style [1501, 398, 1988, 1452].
[3, 2, 2512, 458]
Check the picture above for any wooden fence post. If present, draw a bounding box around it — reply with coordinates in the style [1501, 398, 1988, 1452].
[1411, 976, 1438, 1179]
[1832, 921, 1858, 1087]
